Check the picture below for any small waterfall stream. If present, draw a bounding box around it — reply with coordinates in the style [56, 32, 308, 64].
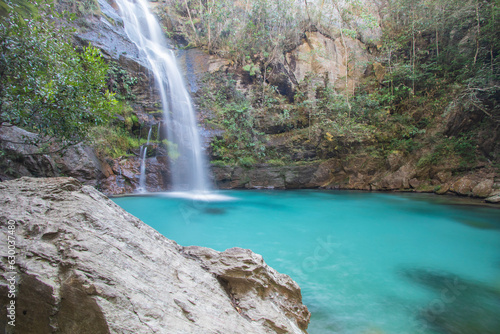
[116, 0, 209, 193]
[138, 127, 152, 193]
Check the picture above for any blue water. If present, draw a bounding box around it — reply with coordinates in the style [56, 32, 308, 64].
[113, 190, 500, 334]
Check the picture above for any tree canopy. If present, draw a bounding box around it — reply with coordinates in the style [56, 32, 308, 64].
[0, 0, 116, 153]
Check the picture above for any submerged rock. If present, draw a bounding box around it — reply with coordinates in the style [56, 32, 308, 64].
[402, 268, 500, 334]
[0, 177, 310, 333]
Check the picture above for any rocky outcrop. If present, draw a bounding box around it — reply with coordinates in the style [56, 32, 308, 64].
[0, 125, 108, 186]
[0, 177, 310, 333]
[212, 157, 499, 202]
[284, 31, 372, 95]
[0, 124, 174, 195]
[184, 247, 310, 333]
[212, 160, 339, 190]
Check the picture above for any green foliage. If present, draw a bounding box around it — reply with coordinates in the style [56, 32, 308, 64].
[89, 125, 131, 158]
[453, 134, 477, 165]
[0, 0, 37, 18]
[243, 63, 260, 76]
[293, 79, 377, 145]
[165, 0, 497, 171]
[55, 0, 101, 17]
[159, 0, 375, 68]
[0, 1, 117, 152]
[381, 0, 499, 118]
[107, 62, 138, 100]
[416, 134, 477, 169]
[199, 72, 266, 165]
[266, 158, 287, 166]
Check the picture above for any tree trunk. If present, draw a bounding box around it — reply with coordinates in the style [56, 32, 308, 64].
[184, 0, 198, 45]
[304, 0, 311, 22]
[473, 0, 480, 65]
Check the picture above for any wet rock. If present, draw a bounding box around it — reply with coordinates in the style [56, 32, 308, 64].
[97, 155, 171, 195]
[348, 173, 372, 190]
[377, 163, 417, 190]
[435, 183, 451, 195]
[387, 151, 404, 172]
[144, 156, 170, 192]
[76, 0, 142, 62]
[402, 268, 500, 334]
[212, 160, 339, 190]
[0, 177, 310, 333]
[409, 178, 421, 189]
[247, 166, 286, 189]
[436, 171, 453, 183]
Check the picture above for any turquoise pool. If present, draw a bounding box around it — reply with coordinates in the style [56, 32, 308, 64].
[113, 190, 500, 334]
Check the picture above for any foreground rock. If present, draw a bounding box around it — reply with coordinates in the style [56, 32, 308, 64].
[184, 247, 310, 333]
[0, 177, 310, 333]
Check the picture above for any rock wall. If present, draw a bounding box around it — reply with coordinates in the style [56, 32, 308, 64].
[0, 126, 109, 187]
[2, 0, 497, 203]
[212, 158, 500, 203]
[283, 31, 372, 95]
[0, 177, 310, 333]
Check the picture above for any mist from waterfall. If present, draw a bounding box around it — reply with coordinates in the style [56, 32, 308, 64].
[116, 0, 209, 193]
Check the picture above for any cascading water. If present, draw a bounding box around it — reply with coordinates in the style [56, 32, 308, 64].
[137, 127, 152, 193]
[116, 0, 209, 193]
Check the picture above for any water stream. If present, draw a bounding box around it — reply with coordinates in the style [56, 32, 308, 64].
[137, 127, 152, 193]
[116, 0, 209, 193]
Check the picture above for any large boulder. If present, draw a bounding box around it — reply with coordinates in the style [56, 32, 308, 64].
[0, 177, 310, 333]
[472, 179, 494, 198]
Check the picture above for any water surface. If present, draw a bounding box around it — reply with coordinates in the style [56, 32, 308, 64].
[113, 190, 500, 334]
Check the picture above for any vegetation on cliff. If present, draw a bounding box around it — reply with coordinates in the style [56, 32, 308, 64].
[0, 0, 499, 194]
[157, 0, 499, 176]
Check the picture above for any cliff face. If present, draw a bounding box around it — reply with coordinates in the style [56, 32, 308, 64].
[1, 0, 498, 202]
[0, 177, 310, 333]
[211, 158, 500, 203]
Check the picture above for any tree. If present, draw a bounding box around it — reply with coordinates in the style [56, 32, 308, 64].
[0, 0, 117, 153]
[380, 0, 499, 120]
[0, 0, 36, 18]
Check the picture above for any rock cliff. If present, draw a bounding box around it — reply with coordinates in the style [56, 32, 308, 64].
[1, 0, 497, 202]
[212, 159, 500, 202]
[0, 177, 310, 333]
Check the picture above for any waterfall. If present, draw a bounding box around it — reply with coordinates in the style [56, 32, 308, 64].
[146, 126, 152, 144]
[138, 146, 148, 192]
[137, 127, 152, 193]
[116, 0, 209, 193]
[156, 123, 161, 158]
